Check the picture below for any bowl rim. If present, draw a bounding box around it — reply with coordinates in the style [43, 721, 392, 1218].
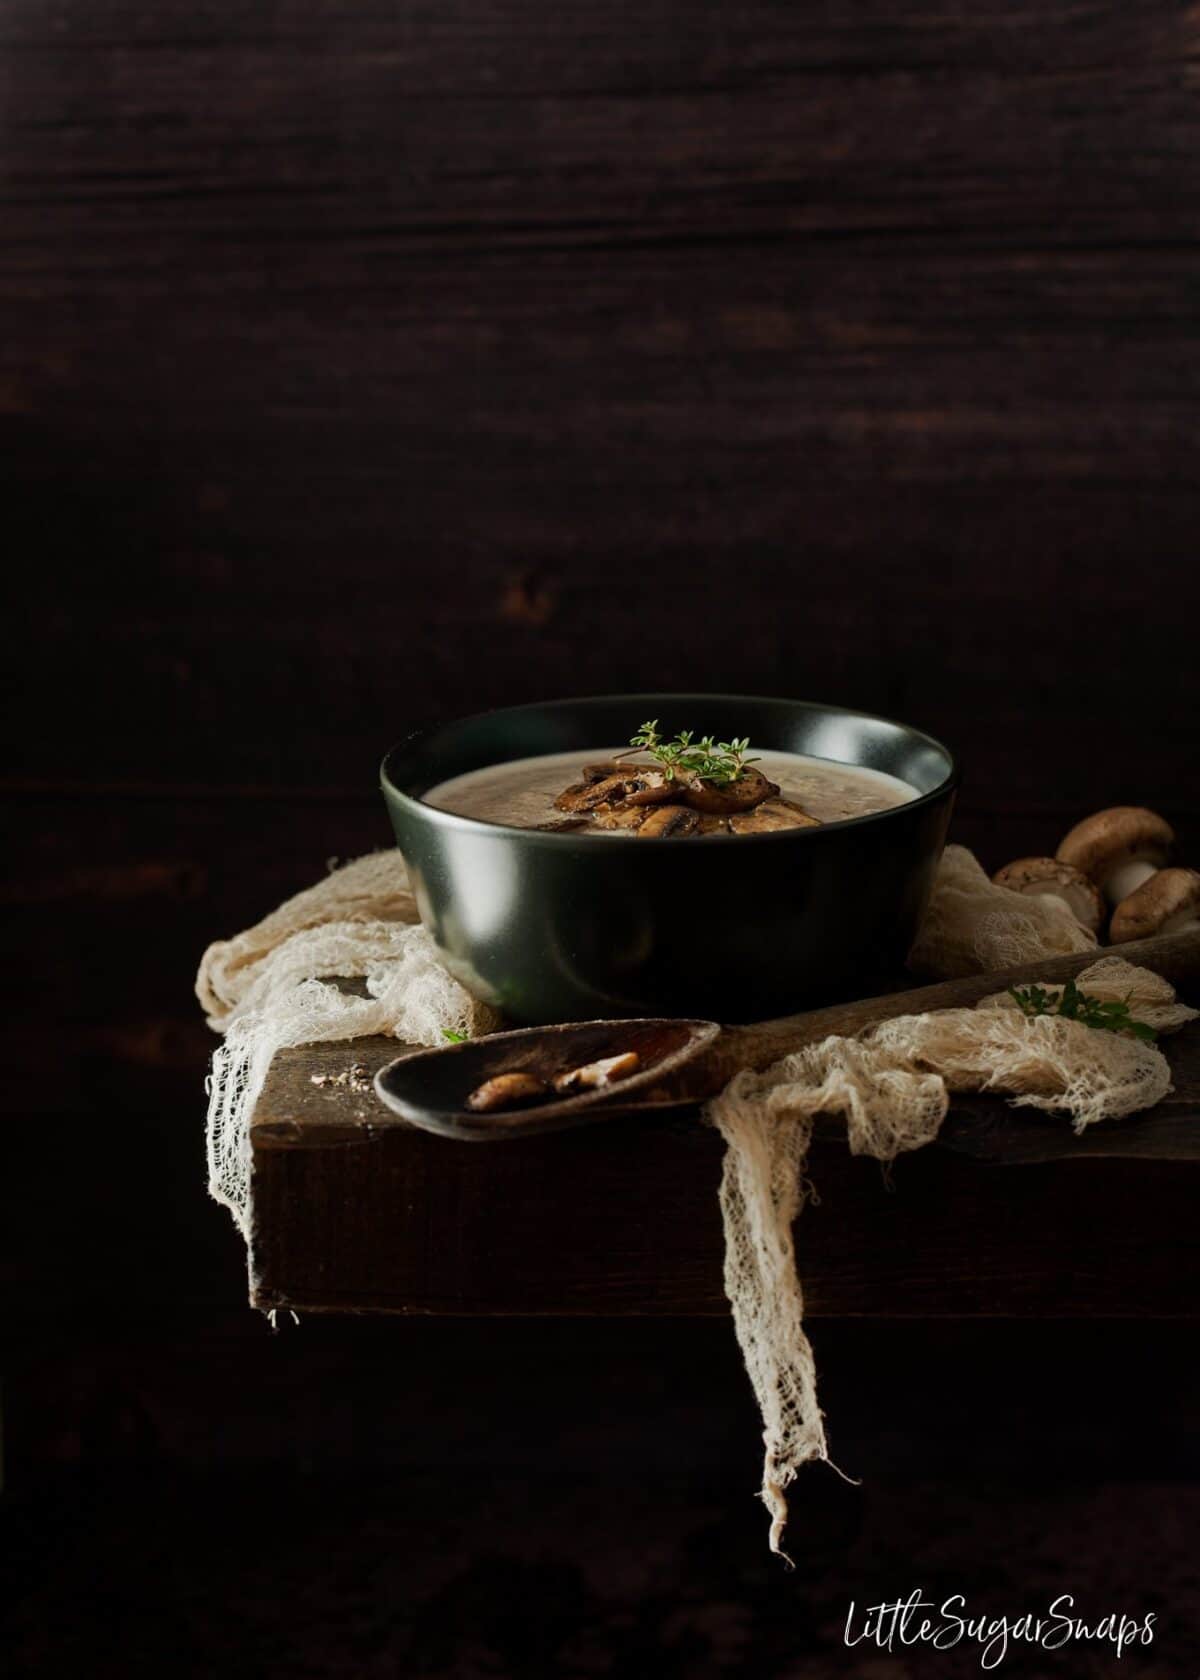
[380, 691, 960, 848]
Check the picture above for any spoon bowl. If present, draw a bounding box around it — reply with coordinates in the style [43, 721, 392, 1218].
[375, 1017, 720, 1139]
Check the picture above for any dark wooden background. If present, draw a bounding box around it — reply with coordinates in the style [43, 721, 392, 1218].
[4, 1, 1200, 1663]
[7, 0, 1200, 1130]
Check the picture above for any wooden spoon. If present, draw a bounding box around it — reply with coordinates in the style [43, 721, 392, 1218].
[373, 927, 1200, 1140]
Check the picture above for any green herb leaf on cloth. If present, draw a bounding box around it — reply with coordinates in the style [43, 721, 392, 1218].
[1007, 978, 1158, 1042]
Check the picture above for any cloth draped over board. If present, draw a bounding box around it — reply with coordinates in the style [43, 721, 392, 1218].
[196, 843, 1196, 1558]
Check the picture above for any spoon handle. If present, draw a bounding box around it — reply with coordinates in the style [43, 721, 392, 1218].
[702, 926, 1200, 1090]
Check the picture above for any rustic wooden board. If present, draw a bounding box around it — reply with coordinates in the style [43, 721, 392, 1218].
[248, 1021, 1200, 1318]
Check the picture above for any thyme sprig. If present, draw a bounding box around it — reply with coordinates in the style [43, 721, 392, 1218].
[1007, 979, 1157, 1043]
[626, 720, 760, 786]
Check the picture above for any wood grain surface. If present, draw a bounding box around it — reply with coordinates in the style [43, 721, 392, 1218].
[246, 1021, 1200, 1317]
[6, 0, 1200, 799]
[5, 1, 1200, 1332]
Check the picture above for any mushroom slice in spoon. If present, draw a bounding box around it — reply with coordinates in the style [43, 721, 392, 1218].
[553, 1051, 641, 1094]
[466, 1071, 550, 1112]
[679, 767, 779, 815]
[729, 799, 820, 834]
[635, 803, 701, 838]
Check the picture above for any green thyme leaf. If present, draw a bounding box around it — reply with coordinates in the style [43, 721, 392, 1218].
[627, 720, 760, 786]
[1007, 983, 1157, 1042]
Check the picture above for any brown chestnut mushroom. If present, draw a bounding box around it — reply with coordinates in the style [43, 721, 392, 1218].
[1110, 868, 1200, 944]
[635, 804, 701, 838]
[678, 767, 779, 815]
[728, 799, 821, 835]
[991, 857, 1105, 933]
[1056, 807, 1175, 906]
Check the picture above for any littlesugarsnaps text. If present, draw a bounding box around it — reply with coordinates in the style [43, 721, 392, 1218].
[843, 1591, 1155, 1670]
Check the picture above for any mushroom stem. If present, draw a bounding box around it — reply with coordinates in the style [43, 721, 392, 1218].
[1034, 891, 1071, 914]
[1105, 858, 1158, 904]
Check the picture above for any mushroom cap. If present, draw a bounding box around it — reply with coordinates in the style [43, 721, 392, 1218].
[635, 803, 701, 838]
[591, 803, 650, 831]
[728, 799, 821, 835]
[1109, 867, 1200, 944]
[1055, 807, 1175, 883]
[679, 766, 779, 815]
[991, 857, 1105, 932]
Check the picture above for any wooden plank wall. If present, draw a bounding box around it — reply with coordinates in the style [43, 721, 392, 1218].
[5, 0, 1200, 1330]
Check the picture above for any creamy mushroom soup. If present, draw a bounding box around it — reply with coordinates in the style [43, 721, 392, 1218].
[424, 747, 916, 837]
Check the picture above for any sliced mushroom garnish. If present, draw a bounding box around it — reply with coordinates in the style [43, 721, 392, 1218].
[636, 804, 701, 838]
[621, 771, 677, 806]
[592, 803, 651, 831]
[729, 799, 821, 834]
[548, 747, 825, 836]
[553, 1051, 640, 1093]
[466, 1071, 550, 1112]
[678, 767, 779, 815]
[556, 768, 675, 813]
[554, 775, 632, 813]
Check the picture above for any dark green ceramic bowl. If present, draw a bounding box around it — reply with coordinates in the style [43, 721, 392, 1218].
[381, 694, 958, 1024]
